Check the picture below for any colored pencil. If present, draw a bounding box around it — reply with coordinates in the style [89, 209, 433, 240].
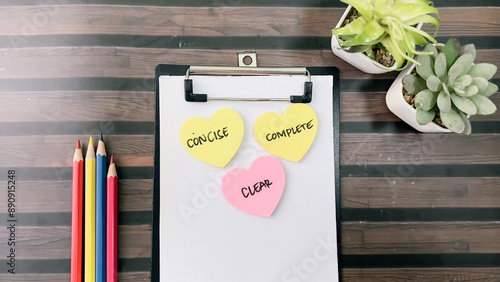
[106, 155, 118, 282]
[71, 140, 84, 282]
[85, 137, 96, 282]
[96, 133, 107, 281]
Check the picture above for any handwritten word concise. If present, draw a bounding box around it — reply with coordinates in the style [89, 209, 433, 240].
[265, 119, 314, 142]
[241, 179, 273, 198]
[187, 127, 229, 148]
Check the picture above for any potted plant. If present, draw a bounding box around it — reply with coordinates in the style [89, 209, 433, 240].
[331, 0, 440, 74]
[386, 38, 498, 134]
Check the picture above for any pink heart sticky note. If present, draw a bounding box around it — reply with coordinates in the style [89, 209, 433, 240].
[221, 156, 285, 217]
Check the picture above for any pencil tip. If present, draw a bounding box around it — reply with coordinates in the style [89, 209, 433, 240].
[100, 132, 103, 141]
[110, 154, 114, 164]
[89, 136, 93, 146]
[76, 140, 81, 149]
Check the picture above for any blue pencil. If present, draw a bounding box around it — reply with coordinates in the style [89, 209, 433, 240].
[96, 133, 108, 281]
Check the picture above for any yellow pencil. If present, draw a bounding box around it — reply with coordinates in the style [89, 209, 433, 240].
[85, 137, 96, 282]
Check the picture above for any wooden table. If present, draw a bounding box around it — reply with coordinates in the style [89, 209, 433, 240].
[0, 1, 499, 281]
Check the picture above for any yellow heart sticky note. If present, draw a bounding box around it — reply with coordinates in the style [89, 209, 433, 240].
[254, 104, 318, 162]
[181, 108, 244, 167]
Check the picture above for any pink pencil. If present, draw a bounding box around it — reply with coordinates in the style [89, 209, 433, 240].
[71, 140, 83, 282]
[106, 155, 118, 282]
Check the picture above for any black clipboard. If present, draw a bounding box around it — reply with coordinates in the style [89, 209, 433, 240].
[152, 65, 341, 281]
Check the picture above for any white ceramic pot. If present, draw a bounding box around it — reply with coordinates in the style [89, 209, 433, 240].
[386, 64, 452, 133]
[331, 5, 397, 74]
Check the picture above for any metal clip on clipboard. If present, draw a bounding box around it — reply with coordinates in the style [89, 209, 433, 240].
[184, 51, 312, 103]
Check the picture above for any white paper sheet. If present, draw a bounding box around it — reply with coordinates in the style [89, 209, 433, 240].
[158, 74, 338, 282]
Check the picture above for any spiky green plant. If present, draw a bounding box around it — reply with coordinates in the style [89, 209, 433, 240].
[402, 38, 498, 134]
[332, 0, 440, 69]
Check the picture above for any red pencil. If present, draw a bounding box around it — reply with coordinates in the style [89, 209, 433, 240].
[107, 155, 118, 282]
[71, 140, 83, 282]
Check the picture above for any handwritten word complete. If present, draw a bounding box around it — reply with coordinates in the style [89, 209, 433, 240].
[265, 119, 314, 142]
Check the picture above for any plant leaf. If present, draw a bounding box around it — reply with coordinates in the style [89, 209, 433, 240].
[416, 108, 435, 125]
[463, 85, 479, 97]
[391, 3, 439, 22]
[440, 107, 465, 134]
[381, 37, 407, 69]
[469, 95, 498, 115]
[415, 89, 438, 111]
[434, 53, 447, 80]
[332, 17, 369, 36]
[453, 74, 472, 89]
[442, 38, 461, 69]
[337, 19, 385, 47]
[451, 93, 477, 115]
[422, 43, 439, 58]
[427, 75, 442, 92]
[408, 29, 427, 46]
[443, 82, 451, 95]
[405, 15, 440, 37]
[342, 0, 373, 19]
[454, 87, 465, 96]
[471, 77, 489, 91]
[477, 82, 499, 97]
[437, 89, 451, 112]
[468, 63, 498, 80]
[450, 54, 474, 76]
[401, 23, 437, 44]
[459, 111, 472, 135]
[396, 0, 433, 6]
[387, 21, 421, 67]
[344, 45, 372, 53]
[448, 64, 463, 86]
[416, 54, 435, 80]
[460, 44, 476, 61]
[402, 74, 427, 95]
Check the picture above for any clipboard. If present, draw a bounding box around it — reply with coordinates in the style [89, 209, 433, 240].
[152, 63, 341, 282]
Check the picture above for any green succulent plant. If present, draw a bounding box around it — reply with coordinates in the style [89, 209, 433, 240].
[331, 0, 440, 69]
[402, 38, 498, 135]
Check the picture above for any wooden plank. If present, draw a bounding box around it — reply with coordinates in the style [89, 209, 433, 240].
[2, 89, 498, 123]
[0, 6, 337, 37]
[116, 179, 153, 212]
[116, 225, 152, 258]
[0, 274, 72, 281]
[341, 133, 500, 165]
[0, 6, 497, 37]
[342, 222, 500, 254]
[1, 91, 154, 122]
[0, 225, 151, 259]
[341, 92, 500, 122]
[433, 7, 500, 36]
[0, 179, 152, 212]
[0, 47, 370, 79]
[0, 135, 154, 167]
[341, 92, 398, 122]
[342, 177, 500, 208]
[343, 268, 500, 281]
[7, 175, 500, 213]
[5, 221, 498, 259]
[1, 269, 500, 282]
[0, 47, 498, 80]
[0, 272, 150, 281]
[118, 272, 150, 282]
[1, 89, 498, 123]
